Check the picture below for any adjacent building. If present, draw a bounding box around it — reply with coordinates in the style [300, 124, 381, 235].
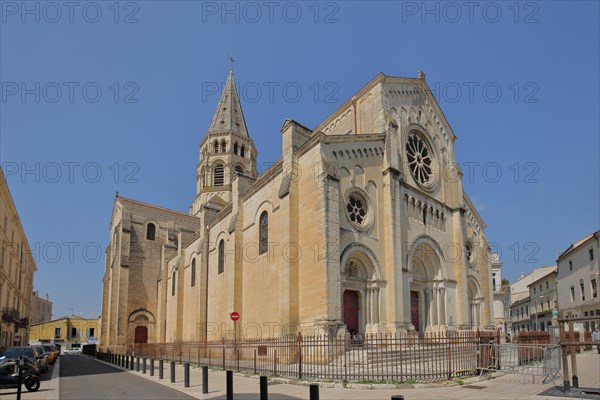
[29, 315, 100, 349]
[491, 254, 509, 332]
[101, 70, 495, 349]
[527, 266, 558, 331]
[507, 265, 556, 336]
[30, 291, 53, 325]
[556, 230, 600, 331]
[0, 167, 37, 346]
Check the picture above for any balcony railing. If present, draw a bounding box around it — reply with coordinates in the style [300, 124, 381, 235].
[17, 318, 29, 328]
[1, 308, 20, 324]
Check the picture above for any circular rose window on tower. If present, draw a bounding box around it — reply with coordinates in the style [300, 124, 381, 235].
[346, 194, 366, 225]
[406, 132, 436, 189]
[344, 189, 373, 231]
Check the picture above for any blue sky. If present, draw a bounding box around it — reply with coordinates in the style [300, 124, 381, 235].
[1, 1, 598, 319]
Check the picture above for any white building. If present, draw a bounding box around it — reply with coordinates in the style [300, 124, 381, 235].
[557, 230, 600, 331]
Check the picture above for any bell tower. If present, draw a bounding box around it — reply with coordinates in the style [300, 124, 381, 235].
[191, 67, 258, 216]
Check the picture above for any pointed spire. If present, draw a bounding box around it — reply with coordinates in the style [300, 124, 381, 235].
[207, 68, 249, 137]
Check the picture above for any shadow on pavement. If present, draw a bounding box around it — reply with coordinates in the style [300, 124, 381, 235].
[60, 355, 126, 378]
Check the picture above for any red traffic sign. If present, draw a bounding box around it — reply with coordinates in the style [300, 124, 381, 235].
[230, 312, 240, 321]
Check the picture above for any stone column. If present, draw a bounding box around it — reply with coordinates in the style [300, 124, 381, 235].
[373, 286, 380, 324]
[365, 289, 371, 325]
[432, 287, 438, 326]
[436, 286, 443, 326]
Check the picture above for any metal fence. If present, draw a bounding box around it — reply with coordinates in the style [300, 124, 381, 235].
[105, 331, 497, 383]
[475, 343, 561, 383]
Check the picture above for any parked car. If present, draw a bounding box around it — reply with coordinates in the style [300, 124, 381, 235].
[63, 347, 82, 355]
[41, 345, 57, 364]
[32, 346, 49, 373]
[0, 347, 41, 376]
[0, 357, 40, 391]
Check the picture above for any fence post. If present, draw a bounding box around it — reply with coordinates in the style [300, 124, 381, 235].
[309, 383, 319, 400]
[274, 349, 277, 376]
[150, 359, 154, 376]
[260, 375, 268, 400]
[222, 347, 226, 370]
[159, 359, 164, 380]
[184, 363, 190, 387]
[568, 321, 578, 388]
[298, 345, 303, 381]
[226, 370, 233, 400]
[447, 346, 452, 380]
[254, 349, 257, 375]
[236, 349, 240, 372]
[202, 365, 208, 394]
[170, 361, 175, 383]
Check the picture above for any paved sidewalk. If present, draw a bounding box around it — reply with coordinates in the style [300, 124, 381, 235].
[91, 351, 600, 400]
[0, 357, 60, 400]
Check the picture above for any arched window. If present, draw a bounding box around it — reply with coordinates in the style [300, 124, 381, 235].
[146, 223, 155, 240]
[171, 271, 176, 296]
[221, 140, 227, 153]
[218, 240, 225, 274]
[191, 258, 196, 287]
[213, 140, 219, 153]
[235, 165, 244, 175]
[240, 145, 246, 158]
[233, 142, 238, 155]
[213, 164, 224, 186]
[259, 211, 268, 254]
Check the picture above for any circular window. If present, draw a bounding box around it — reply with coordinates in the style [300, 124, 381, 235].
[406, 132, 436, 189]
[344, 190, 372, 231]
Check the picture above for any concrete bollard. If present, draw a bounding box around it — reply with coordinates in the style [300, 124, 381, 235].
[129, 355, 134, 370]
[158, 360, 164, 379]
[150, 359, 154, 376]
[309, 384, 319, 400]
[260, 375, 268, 400]
[136, 356, 140, 372]
[142, 358, 147, 374]
[184, 363, 190, 388]
[125, 355, 129, 369]
[226, 370, 233, 400]
[202, 366, 208, 394]
[170, 361, 175, 383]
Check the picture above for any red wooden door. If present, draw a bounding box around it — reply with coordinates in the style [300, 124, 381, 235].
[410, 291, 420, 331]
[343, 290, 359, 333]
[134, 326, 148, 344]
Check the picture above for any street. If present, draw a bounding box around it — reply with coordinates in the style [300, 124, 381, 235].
[59, 356, 195, 400]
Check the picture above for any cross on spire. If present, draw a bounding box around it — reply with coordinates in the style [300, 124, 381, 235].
[228, 55, 235, 71]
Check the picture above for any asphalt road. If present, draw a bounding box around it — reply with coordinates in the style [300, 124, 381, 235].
[59, 355, 196, 399]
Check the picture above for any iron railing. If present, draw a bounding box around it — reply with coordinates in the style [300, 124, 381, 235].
[106, 330, 497, 383]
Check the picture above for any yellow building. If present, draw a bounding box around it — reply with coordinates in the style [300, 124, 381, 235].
[29, 316, 99, 348]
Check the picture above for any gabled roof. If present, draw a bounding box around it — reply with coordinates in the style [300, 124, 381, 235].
[557, 230, 600, 261]
[207, 68, 249, 137]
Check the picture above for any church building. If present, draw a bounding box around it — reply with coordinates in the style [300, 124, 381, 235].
[100, 69, 494, 348]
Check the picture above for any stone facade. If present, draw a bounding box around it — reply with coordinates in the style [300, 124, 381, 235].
[0, 167, 37, 346]
[30, 291, 52, 325]
[100, 70, 494, 348]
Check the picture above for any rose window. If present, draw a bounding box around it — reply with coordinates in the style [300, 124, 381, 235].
[406, 133, 434, 186]
[346, 194, 367, 225]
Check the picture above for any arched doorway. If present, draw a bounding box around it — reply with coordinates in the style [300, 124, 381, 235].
[343, 290, 359, 334]
[409, 240, 447, 332]
[134, 326, 148, 343]
[468, 280, 481, 328]
[340, 248, 382, 334]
